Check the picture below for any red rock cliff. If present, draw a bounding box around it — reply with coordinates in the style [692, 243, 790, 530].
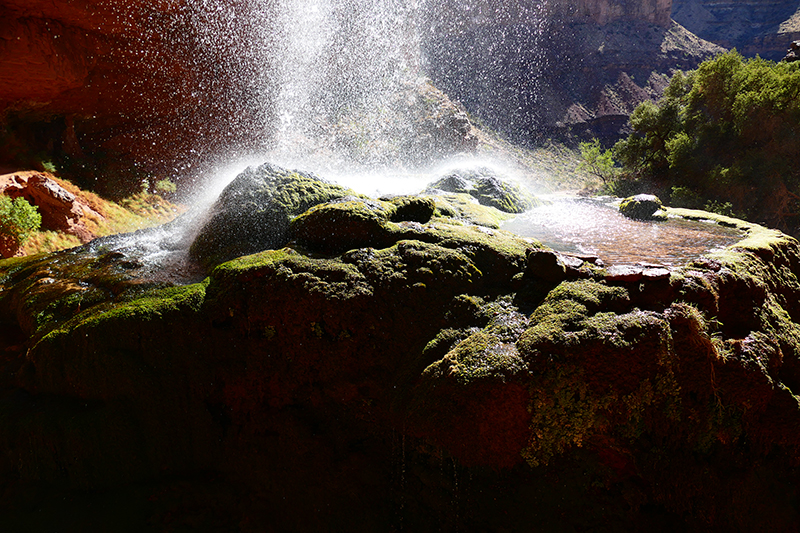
[0, 0, 276, 190]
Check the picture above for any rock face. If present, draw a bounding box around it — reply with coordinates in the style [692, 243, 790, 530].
[423, 1, 723, 143]
[3, 168, 800, 529]
[0, 0, 280, 190]
[784, 39, 800, 61]
[672, 0, 800, 60]
[189, 164, 356, 268]
[619, 193, 664, 219]
[423, 167, 538, 213]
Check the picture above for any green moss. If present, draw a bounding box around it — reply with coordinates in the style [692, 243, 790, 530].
[290, 199, 394, 254]
[534, 280, 630, 316]
[82, 282, 206, 325]
[522, 365, 613, 467]
[429, 193, 512, 228]
[189, 163, 360, 269]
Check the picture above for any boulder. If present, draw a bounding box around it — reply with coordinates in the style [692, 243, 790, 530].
[188, 163, 356, 268]
[423, 168, 538, 214]
[0, 171, 101, 243]
[619, 193, 665, 220]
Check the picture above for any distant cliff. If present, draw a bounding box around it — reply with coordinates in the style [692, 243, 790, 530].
[671, 0, 800, 60]
[423, 0, 722, 144]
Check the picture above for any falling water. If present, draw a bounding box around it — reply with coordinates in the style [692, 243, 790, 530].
[269, 1, 422, 169]
[101, 0, 747, 281]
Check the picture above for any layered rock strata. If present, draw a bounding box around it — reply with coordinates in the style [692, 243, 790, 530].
[423, 0, 723, 143]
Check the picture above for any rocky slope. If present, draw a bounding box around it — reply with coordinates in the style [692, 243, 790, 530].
[2, 165, 800, 530]
[423, 0, 724, 144]
[671, 0, 800, 59]
[1, 0, 728, 192]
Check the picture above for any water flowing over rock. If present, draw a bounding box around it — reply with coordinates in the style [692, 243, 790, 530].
[189, 163, 357, 268]
[3, 169, 800, 530]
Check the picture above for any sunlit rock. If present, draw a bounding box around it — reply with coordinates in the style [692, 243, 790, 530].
[189, 163, 356, 268]
[0, 171, 103, 243]
[423, 167, 538, 213]
[619, 193, 665, 220]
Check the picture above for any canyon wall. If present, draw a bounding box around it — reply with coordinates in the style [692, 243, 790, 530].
[671, 0, 800, 59]
[423, 0, 722, 144]
[429, 0, 672, 29]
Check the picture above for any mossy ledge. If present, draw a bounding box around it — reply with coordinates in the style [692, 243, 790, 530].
[3, 193, 800, 529]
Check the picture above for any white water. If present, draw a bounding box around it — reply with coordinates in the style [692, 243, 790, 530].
[98, 1, 744, 282]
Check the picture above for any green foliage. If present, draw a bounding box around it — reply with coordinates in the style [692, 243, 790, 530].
[0, 196, 42, 246]
[615, 51, 800, 231]
[576, 138, 618, 184]
[40, 160, 57, 174]
[154, 179, 177, 196]
[669, 186, 703, 209]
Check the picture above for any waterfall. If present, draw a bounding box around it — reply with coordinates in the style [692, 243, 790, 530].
[187, 0, 423, 177]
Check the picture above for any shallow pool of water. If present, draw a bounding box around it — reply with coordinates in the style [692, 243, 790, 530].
[502, 196, 744, 266]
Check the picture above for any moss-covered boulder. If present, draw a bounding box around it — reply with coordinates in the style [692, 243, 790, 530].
[619, 193, 665, 220]
[189, 163, 357, 268]
[423, 167, 539, 214]
[5, 177, 800, 531]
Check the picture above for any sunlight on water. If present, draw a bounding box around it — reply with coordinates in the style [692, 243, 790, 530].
[502, 196, 744, 266]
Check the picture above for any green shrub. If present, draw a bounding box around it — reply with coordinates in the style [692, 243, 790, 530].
[155, 179, 177, 195]
[577, 138, 618, 184]
[615, 51, 800, 231]
[0, 196, 42, 246]
[670, 186, 703, 209]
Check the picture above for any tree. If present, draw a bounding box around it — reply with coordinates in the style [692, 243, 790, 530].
[577, 138, 617, 184]
[0, 196, 42, 251]
[614, 51, 800, 232]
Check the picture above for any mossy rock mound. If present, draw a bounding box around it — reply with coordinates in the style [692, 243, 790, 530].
[291, 198, 397, 254]
[423, 168, 538, 214]
[619, 194, 665, 220]
[7, 171, 800, 529]
[189, 163, 356, 268]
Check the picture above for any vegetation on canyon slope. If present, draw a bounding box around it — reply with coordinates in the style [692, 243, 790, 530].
[612, 51, 800, 233]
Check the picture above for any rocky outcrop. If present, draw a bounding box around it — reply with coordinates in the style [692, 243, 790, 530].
[2, 168, 800, 529]
[784, 40, 800, 61]
[619, 193, 664, 219]
[0, 171, 103, 245]
[423, 167, 538, 213]
[672, 0, 800, 59]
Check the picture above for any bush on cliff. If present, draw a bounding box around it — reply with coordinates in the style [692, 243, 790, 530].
[614, 51, 800, 232]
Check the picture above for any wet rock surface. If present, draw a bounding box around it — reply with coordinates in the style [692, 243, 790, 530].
[3, 168, 800, 530]
[424, 167, 538, 213]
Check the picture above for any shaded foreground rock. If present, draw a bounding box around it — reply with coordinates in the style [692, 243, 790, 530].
[3, 169, 800, 530]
